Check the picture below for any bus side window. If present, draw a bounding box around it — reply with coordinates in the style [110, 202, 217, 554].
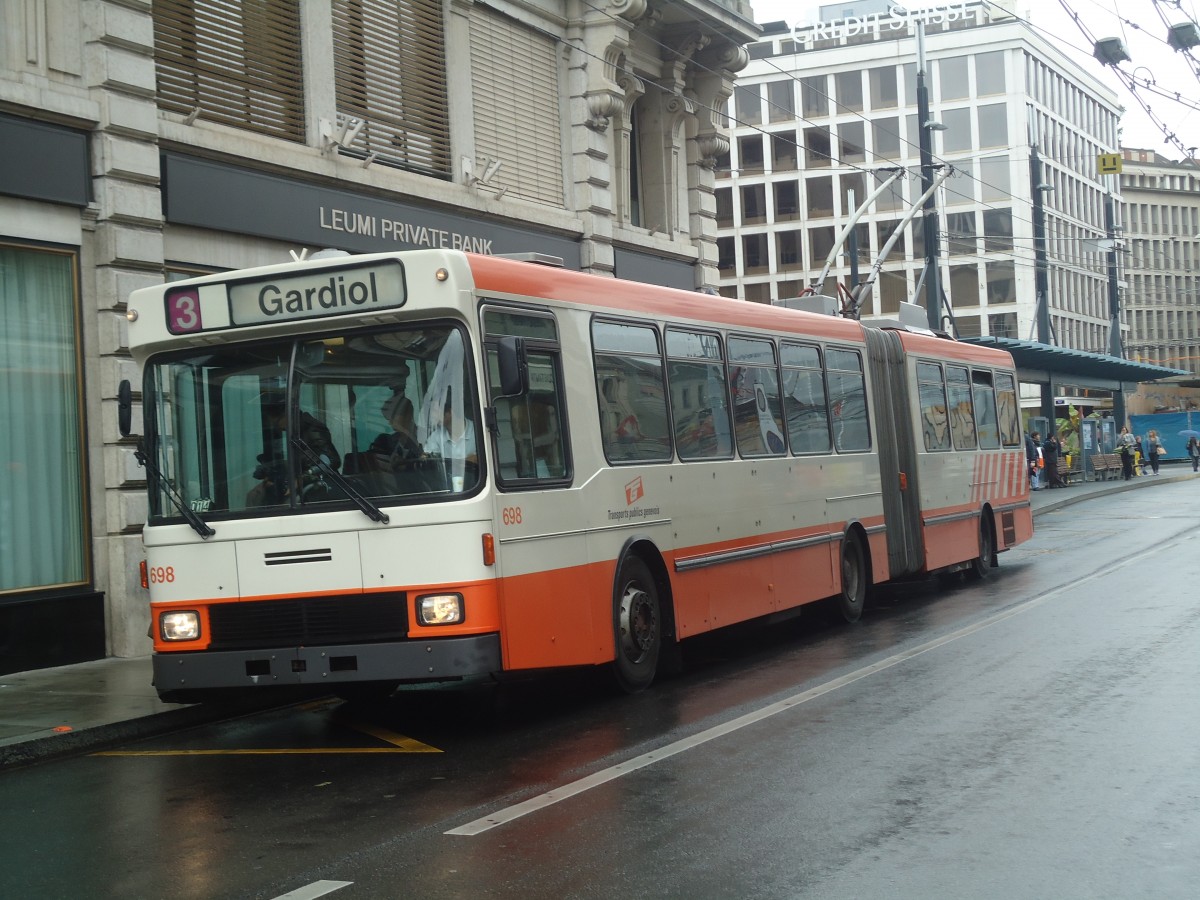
[972, 369, 1000, 449]
[826, 348, 870, 452]
[917, 362, 951, 451]
[945, 366, 976, 449]
[592, 321, 672, 463]
[491, 350, 570, 485]
[995, 372, 1020, 447]
[781, 342, 831, 455]
[666, 328, 733, 461]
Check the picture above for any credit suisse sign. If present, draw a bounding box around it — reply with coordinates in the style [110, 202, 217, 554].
[792, 2, 980, 44]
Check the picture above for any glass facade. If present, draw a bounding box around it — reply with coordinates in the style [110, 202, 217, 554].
[0, 245, 87, 595]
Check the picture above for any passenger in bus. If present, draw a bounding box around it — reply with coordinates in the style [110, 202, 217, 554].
[369, 394, 422, 465]
[247, 399, 341, 505]
[425, 397, 477, 465]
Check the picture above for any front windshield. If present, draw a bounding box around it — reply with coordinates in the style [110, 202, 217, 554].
[145, 324, 480, 521]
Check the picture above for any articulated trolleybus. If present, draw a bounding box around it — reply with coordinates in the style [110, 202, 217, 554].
[121, 250, 1032, 703]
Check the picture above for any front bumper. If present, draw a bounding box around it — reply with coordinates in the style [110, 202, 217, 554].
[153, 634, 502, 695]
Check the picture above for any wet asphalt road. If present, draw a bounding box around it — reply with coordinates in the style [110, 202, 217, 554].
[3, 481, 1200, 899]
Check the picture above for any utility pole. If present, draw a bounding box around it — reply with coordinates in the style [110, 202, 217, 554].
[847, 188, 861, 299]
[1104, 187, 1126, 427]
[916, 23, 942, 332]
[1029, 140, 1054, 425]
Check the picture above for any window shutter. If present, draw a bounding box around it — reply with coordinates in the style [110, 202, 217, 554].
[333, 0, 451, 178]
[154, 1, 305, 142]
[469, 8, 565, 207]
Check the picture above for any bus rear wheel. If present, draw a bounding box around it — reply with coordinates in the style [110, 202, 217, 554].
[966, 515, 995, 581]
[837, 532, 868, 623]
[611, 556, 661, 693]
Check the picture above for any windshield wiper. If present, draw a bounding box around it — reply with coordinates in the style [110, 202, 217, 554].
[291, 436, 390, 525]
[134, 443, 215, 539]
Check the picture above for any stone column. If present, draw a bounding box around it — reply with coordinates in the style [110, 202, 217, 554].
[687, 40, 748, 291]
[567, 0, 649, 276]
[84, 0, 166, 657]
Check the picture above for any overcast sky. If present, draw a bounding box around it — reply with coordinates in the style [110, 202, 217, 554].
[748, 0, 1200, 157]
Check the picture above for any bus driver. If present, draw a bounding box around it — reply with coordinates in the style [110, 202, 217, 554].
[425, 397, 477, 465]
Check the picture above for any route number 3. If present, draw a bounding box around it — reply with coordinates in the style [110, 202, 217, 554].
[501, 507, 523, 525]
[167, 290, 203, 333]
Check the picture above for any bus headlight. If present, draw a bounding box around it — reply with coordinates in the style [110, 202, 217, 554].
[417, 593, 463, 625]
[160, 611, 200, 641]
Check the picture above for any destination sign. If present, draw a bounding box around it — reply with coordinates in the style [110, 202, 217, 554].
[165, 260, 407, 333]
[791, 2, 979, 44]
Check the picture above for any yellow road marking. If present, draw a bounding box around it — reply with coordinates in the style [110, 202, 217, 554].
[337, 716, 441, 752]
[91, 714, 442, 757]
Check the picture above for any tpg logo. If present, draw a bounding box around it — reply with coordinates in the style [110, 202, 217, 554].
[625, 476, 644, 506]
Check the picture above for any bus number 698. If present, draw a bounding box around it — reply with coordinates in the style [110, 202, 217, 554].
[502, 507, 523, 525]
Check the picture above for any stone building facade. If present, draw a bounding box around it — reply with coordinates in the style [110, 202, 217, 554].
[0, 0, 757, 673]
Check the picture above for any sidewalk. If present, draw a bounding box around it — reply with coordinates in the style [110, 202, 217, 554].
[3, 466, 1196, 770]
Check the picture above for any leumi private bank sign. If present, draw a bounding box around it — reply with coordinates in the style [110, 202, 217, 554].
[789, 2, 990, 44]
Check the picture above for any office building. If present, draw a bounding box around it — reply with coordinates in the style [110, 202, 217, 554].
[1120, 149, 1200, 376]
[715, 0, 1123, 355]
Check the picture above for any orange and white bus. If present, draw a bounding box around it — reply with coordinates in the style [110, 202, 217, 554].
[119, 249, 1032, 702]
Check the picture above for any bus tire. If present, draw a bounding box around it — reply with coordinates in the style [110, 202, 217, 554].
[611, 555, 661, 693]
[837, 531, 868, 623]
[966, 514, 995, 581]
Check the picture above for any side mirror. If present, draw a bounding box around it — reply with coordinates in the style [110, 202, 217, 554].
[118, 379, 133, 437]
[496, 336, 528, 398]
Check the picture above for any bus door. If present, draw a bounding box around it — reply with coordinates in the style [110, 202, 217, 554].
[482, 308, 594, 670]
[864, 328, 923, 578]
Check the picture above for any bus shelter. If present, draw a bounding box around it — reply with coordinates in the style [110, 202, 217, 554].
[964, 337, 1188, 480]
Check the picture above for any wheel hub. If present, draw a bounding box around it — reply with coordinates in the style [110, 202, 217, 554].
[620, 586, 657, 655]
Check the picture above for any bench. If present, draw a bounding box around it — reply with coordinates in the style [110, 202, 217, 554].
[1055, 458, 1081, 485]
[1090, 453, 1121, 480]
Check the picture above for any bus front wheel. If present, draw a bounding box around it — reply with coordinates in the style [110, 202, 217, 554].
[611, 556, 661, 693]
[837, 532, 868, 623]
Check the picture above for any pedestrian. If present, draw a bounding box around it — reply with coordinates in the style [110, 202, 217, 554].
[1024, 431, 1038, 489]
[1043, 431, 1065, 487]
[1026, 430, 1043, 490]
[1188, 435, 1200, 473]
[1116, 426, 1136, 481]
[1145, 429, 1163, 475]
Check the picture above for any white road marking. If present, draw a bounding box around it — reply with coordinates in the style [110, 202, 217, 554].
[270, 880, 353, 899]
[446, 534, 1186, 836]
